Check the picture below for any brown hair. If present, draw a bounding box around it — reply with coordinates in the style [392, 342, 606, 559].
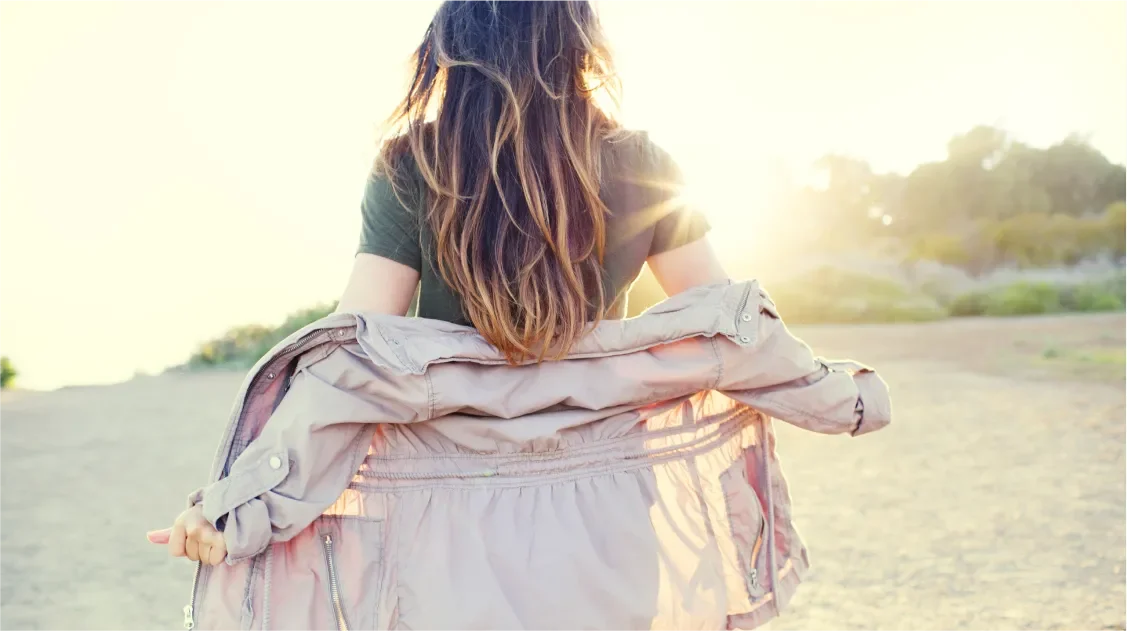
[377, 0, 622, 362]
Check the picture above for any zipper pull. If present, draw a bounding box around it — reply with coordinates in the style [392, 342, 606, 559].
[748, 568, 759, 587]
[183, 604, 195, 630]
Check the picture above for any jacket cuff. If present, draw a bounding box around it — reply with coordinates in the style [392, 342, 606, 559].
[851, 369, 891, 436]
[185, 448, 291, 531]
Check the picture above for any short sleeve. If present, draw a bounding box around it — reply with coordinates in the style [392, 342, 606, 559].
[642, 140, 712, 256]
[356, 173, 423, 271]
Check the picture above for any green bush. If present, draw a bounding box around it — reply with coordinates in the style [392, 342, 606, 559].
[949, 273, 1125, 318]
[0, 356, 16, 389]
[1072, 290, 1123, 311]
[982, 282, 1062, 316]
[948, 291, 990, 316]
[769, 267, 947, 324]
[1059, 275, 1126, 312]
[186, 302, 337, 369]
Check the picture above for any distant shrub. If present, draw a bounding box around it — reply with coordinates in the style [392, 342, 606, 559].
[1058, 272, 1126, 312]
[0, 356, 16, 389]
[276, 304, 341, 337]
[798, 258, 1125, 320]
[1105, 202, 1126, 260]
[908, 233, 971, 267]
[188, 324, 274, 369]
[769, 267, 947, 324]
[1067, 288, 1123, 312]
[186, 302, 337, 369]
[982, 282, 1062, 316]
[948, 270, 1124, 317]
[948, 291, 990, 316]
[973, 209, 1127, 270]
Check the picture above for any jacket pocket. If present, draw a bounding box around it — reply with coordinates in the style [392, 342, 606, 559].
[317, 516, 385, 631]
[263, 515, 385, 630]
[719, 460, 769, 606]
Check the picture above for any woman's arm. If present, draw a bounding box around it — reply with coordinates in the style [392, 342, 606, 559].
[647, 236, 729, 297]
[335, 253, 420, 315]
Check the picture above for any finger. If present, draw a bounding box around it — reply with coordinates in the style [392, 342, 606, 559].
[169, 522, 188, 558]
[196, 525, 224, 566]
[197, 541, 213, 566]
[207, 540, 227, 566]
[183, 507, 209, 562]
[186, 537, 200, 562]
[203, 531, 227, 566]
[147, 528, 172, 544]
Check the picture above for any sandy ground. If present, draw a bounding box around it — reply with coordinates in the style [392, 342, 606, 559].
[2, 313, 1124, 630]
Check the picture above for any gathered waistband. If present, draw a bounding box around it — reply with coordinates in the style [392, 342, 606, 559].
[351, 408, 756, 491]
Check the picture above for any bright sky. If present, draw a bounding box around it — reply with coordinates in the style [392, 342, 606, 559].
[1, 1, 1124, 390]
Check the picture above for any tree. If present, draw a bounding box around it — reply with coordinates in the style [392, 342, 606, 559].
[1035, 136, 1123, 216]
[891, 128, 1124, 240]
[793, 155, 904, 243]
[765, 125, 1125, 271]
[989, 142, 1053, 219]
[1, 356, 16, 389]
[946, 125, 1009, 168]
[896, 160, 963, 232]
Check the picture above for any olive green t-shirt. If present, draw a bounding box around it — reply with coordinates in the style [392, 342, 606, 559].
[356, 132, 710, 325]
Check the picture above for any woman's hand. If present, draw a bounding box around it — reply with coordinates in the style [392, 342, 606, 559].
[147, 504, 228, 566]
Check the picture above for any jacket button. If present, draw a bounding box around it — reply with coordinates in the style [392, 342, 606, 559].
[739, 335, 751, 344]
[741, 313, 753, 322]
[268, 455, 283, 470]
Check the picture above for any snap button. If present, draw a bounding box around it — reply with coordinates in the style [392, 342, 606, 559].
[268, 455, 283, 470]
[740, 313, 752, 322]
[266, 372, 275, 380]
[739, 335, 751, 344]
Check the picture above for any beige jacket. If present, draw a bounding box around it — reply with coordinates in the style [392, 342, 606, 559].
[183, 280, 892, 630]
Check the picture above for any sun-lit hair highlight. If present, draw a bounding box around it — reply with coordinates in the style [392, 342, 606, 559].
[377, 1, 623, 362]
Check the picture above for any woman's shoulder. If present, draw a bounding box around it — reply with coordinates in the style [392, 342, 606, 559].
[603, 129, 679, 176]
[367, 133, 429, 205]
[374, 132, 423, 179]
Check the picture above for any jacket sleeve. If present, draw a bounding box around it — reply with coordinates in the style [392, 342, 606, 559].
[715, 289, 892, 436]
[187, 347, 424, 563]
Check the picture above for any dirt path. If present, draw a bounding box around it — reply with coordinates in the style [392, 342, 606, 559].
[2, 315, 1123, 630]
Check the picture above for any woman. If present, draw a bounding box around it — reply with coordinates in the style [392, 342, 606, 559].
[335, 1, 727, 341]
[150, 3, 891, 629]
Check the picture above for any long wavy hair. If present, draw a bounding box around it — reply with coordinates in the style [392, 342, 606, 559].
[377, 0, 622, 362]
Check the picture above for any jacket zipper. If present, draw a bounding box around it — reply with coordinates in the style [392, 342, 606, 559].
[748, 516, 766, 588]
[183, 561, 200, 629]
[322, 534, 350, 631]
